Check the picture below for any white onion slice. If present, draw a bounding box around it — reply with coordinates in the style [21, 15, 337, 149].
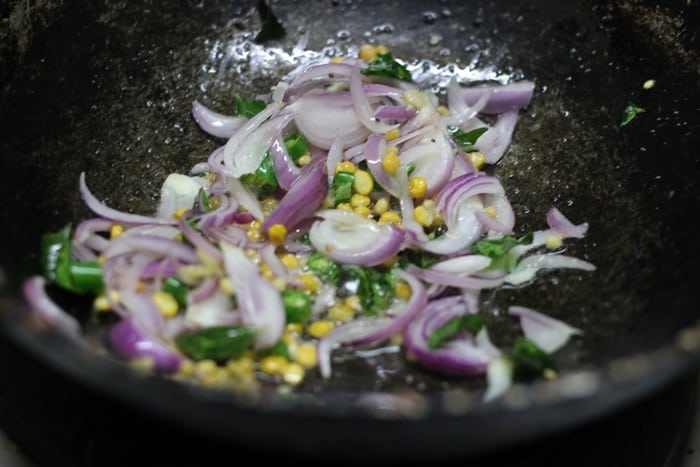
[508, 305, 582, 353]
[483, 356, 513, 402]
[220, 242, 284, 349]
[22, 276, 82, 340]
[506, 254, 596, 285]
[308, 210, 405, 267]
[191, 100, 246, 139]
[350, 60, 398, 134]
[79, 173, 175, 225]
[185, 289, 237, 329]
[293, 92, 370, 149]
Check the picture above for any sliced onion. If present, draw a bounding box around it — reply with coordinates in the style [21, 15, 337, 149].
[187, 276, 220, 304]
[262, 154, 327, 232]
[269, 137, 300, 191]
[185, 289, 238, 328]
[156, 173, 209, 220]
[317, 320, 383, 378]
[308, 209, 405, 267]
[118, 290, 166, 335]
[472, 110, 520, 164]
[223, 109, 296, 178]
[22, 276, 82, 340]
[506, 254, 596, 285]
[102, 253, 154, 297]
[508, 305, 582, 353]
[364, 133, 399, 196]
[455, 80, 535, 114]
[102, 233, 198, 265]
[220, 242, 284, 349]
[444, 76, 491, 128]
[109, 317, 183, 373]
[293, 92, 370, 149]
[403, 296, 500, 375]
[348, 270, 427, 346]
[546, 207, 587, 238]
[374, 105, 416, 121]
[80, 172, 175, 225]
[178, 214, 222, 263]
[326, 136, 345, 186]
[226, 176, 264, 221]
[350, 60, 397, 134]
[483, 356, 513, 402]
[191, 100, 246, 139]
[406, 264, 505, 290]
[398, 128, 454, 197]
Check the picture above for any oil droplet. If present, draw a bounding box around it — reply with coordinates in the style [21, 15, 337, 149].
[422, 11, 438, 24]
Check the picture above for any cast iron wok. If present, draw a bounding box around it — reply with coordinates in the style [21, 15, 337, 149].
[1, 0, 699, 465]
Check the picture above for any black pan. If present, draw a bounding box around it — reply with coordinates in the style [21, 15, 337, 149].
[1, 1, 699, 465]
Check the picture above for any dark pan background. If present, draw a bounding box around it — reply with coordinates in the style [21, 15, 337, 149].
[0, 1, 699, 465]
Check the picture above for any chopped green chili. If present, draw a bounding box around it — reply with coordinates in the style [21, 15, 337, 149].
[175, 325, 259, 362]
[428, 314, 485, 349]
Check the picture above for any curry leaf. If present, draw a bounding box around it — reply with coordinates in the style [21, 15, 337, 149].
[449, 126, 488, 152]
[362, 52, 413, 82]
[235, 95, 267, 118]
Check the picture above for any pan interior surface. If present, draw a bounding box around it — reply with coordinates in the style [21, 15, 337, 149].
[1, 0, 699, 461]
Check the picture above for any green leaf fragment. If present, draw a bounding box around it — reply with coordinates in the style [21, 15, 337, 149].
[361, 52, 413, 82]
[235, 95, 267, 118]
[508, 337, 556, 382]
[449, 127, 488, 152]
[428, 314, 485, 349]
[240, 152, 279, 193]
[470, 232, 533, 272]
[620, 102, 645, 127]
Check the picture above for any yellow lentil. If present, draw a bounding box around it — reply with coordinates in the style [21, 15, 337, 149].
[378, 211, 401, 225]
[282, 362, 305, 385]
[308, 320, 335, 338]
[408, 176, 428, 198]
[298, 273, 322, 292]
[395, 282, 412, 300]
[546, 235, 563, 250]
[382, 154, 400, 175]
[151, 291, 179, 318]
[328, 303, 355, 322]
[353, 169, 374, 195]
[260, 355, 288, 375]
[267, 223, 288, 245]
[468, 151, 486, 170]
[385, 128, 401, 141]
[109, 224, 124, 239]
[359, 44, 378, 62]
[294, 343, 318, 368]
[350, 193, 371, 208]
[281, 253, 299, 269]
[373, 197, 389, 215]
[335, 161, 356, 174]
